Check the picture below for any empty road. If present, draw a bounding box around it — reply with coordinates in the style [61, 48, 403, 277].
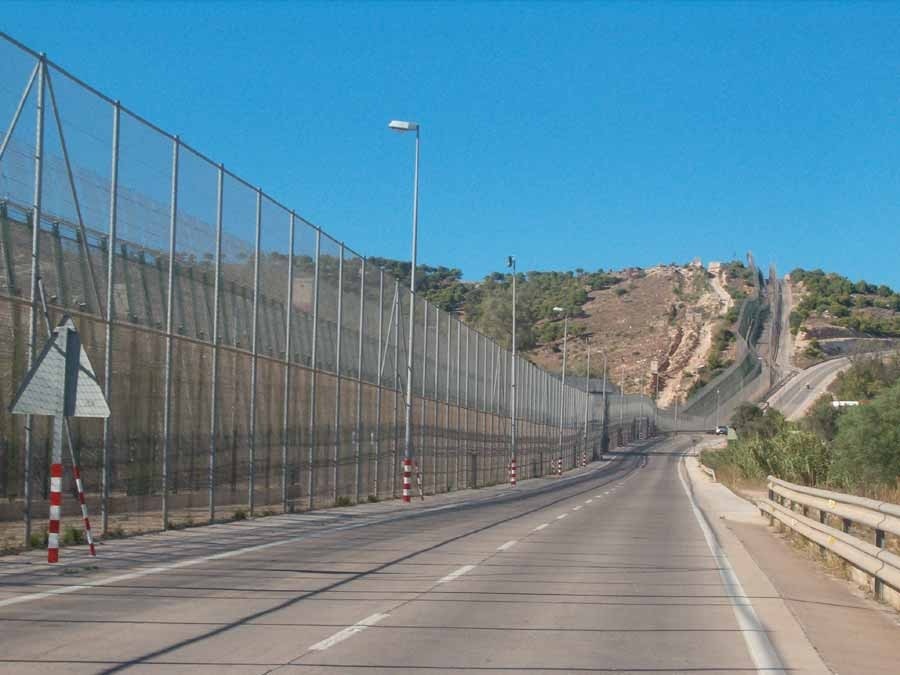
[0, 436, 826, 673]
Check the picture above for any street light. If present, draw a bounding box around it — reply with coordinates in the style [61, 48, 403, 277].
[388, 119, 420, 503]
[552, 307, 568, 468]
[507, 255, 517, 486]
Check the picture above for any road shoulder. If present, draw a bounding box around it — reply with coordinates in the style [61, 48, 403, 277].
[683, 454, 831, 674]
[686, 455, 900, 675]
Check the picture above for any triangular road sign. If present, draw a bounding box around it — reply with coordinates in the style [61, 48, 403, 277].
[9, 315, 110, 418]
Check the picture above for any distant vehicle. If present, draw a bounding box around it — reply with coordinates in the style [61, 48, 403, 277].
[715, 425, 728, 435]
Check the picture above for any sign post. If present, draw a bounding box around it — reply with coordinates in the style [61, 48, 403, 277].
[9, 314, 110, 562]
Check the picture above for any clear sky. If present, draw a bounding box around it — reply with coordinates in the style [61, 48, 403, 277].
[3, 2, 899, 286]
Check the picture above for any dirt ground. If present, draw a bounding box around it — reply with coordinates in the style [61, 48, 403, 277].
[527, 262, 731, 405]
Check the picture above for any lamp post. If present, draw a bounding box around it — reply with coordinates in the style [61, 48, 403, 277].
[552, 307, 568, 468]
[388, 119, 420, 503]
[507, 255, 517, 486]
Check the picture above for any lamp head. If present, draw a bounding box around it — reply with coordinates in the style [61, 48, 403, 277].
[388, 120, 419, 132]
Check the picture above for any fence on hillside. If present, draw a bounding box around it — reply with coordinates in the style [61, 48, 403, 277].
[0, 33, 655, 547]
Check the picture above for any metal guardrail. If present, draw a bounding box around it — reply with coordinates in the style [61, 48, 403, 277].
[759, 476, 900, 602]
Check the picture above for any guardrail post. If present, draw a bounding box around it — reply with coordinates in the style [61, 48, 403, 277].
[875, 528, 885, 600]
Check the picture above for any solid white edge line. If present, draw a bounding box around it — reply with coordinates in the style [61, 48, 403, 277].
[497, 540, 517, 551]
[0, 517, 378, 609]
[307, 612, 389, 651]
[677, 456, 784, 674]
[437, 564, 476, 584]
[533, 523, 549, 531]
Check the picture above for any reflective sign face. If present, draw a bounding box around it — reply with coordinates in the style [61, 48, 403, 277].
[9, 316, 110, 418]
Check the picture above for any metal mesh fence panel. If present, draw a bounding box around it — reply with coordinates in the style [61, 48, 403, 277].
[0, 35, 660, 548]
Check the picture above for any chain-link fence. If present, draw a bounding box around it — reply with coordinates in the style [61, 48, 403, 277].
[0, 34, 656, 548]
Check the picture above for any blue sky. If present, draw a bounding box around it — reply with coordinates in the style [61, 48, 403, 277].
[3, 2, 899, 285]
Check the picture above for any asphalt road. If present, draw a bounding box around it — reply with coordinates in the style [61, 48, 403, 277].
[766, 357, 850, 420]
[0, 436, 789, 674]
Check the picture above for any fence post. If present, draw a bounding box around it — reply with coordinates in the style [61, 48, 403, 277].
[455, 317, 461, 490]
[433, 303, 439, 494]
[330, 244, 344, 504]
[392, 280, 400, 498]
[247, 188, 263, 516]
[354, 257, 365, 504]
[444, 309, 451, 492]
[208, 165, 224, 522]
[160, 136, 180, 530]
[374, 268, 383, 499]
[281, 211, 296, 513]
[420, 297, 428, 492]
[306, 228, 321, 510]
[464, 324, 470, 487]
[23, 55, 46, 546]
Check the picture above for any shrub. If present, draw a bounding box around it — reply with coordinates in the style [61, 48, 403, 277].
[232, 508, 247, 521]
[334, 496, 353, 507]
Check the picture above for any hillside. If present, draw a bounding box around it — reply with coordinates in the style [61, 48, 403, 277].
[788, 269, 900, 367]
[388, 257, 758, 404]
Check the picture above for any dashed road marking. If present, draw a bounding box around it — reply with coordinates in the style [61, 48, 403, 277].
[573, 505, 582, 511]
[533, 523, 549, 531]
[437, 564, 476, 584]
[585, 499, 593, 504]
[556, 513, 568, 520]
[497, 540, 517, 551]
[308, 612, 389, 651]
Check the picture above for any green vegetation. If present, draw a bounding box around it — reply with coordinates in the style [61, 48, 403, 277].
[371, 258, 622, 350]
[704, 356, 900, 495]
[790, 268, 900, 337]
[334, 496, 353, 507]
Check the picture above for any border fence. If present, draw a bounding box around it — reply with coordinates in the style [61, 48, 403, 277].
[0, 33, 656, 547]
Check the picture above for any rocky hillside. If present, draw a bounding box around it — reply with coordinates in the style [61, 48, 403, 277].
[391, 257, 758, 404]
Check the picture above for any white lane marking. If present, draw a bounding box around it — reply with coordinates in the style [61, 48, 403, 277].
[497, 540, 517, 551]
[556, 513, 568, 520]
[677, 457, 784, 674]
[585, 499, 593, 504]
[572, 505, 582, 511]
[604, 491, 610, 495]
[533, 523, 549, 531]
[437, 564, 476, 584]
[0, 516, 379, 609]
[308, 612, 389, 651]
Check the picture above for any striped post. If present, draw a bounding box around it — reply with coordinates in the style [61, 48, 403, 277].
[509, 458, 517, 487]
[72, 465, 96, 556]
[582, 450, 586, 467]
[402, 458, 412, 503]
[556, 457, 562, 476]
[48, 460, 62, 563]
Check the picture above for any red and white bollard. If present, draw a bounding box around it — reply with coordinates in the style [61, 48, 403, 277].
[402, 458, 412, 503]
[509, 458, 517, 487]
[72, 465, 96, 556]
[48, 461, 62, 563]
